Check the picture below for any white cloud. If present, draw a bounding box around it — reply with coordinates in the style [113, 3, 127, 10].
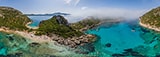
[74, 0, 80, 6]
[64, 0, 72, 4]
[63, 7, 148, 22]
[63, 0, 80, 6]
[81, 7, 88, 10]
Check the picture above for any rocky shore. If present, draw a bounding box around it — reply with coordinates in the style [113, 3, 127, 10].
[139, 20, 160, 32]
[52, 34, 96, 48]
[0, 27, 97, 49]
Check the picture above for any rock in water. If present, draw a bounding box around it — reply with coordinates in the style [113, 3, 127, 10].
[105, 43, 112, 47]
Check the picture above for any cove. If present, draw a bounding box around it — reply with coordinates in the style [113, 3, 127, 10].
[28, 16, 52, 27]
[86, 20, 146, 53]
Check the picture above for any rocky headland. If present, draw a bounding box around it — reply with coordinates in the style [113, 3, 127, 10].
[139, 7, 160, 31]
[0, 6, 124, 56]
[0, 6, 100, 56]
[0, 6, 98, 49]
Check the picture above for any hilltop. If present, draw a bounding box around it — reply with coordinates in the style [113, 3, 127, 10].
[35, 15, 84, 38]
[140, 7, 160, 31]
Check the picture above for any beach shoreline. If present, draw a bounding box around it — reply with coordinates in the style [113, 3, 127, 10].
[0, 28, 52, 43]
[26, 22, 39, 29]
[139, 20, 160, 32]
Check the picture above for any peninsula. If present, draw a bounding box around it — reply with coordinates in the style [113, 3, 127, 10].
[0, 6, 124, 57]
[0, 6, 98, 48]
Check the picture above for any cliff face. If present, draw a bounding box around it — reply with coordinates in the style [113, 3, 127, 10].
[55, 15, 69, 25]
[0, 6, 31, 30]
[140, 7, 160, 30]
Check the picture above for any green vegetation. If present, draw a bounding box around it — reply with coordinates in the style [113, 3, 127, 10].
[0, 6, 31, 30]
[35, 15, 83, 38]
[0, 6, 100, 38]
[140, 7, 160, 27]
[71, 17, 101, 30]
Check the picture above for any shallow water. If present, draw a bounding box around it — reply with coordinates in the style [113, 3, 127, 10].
[28, 16, 52, 27]
[86, 20, 160, 57]
[1, 17, 160, 57]
[87, 21, 145, 53]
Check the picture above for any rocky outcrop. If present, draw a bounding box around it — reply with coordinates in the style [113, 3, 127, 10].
[112, 48, 146, 57]
[55, 15, 69, 25]
[52, 34, 97, 48]
[0, 14, 3, 17]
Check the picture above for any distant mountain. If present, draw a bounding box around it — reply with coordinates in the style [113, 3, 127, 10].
[0, 6, 31, 30]
[25, 12, 70, 16]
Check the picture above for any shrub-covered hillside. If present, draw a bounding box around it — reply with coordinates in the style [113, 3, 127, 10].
[0, 6, 31, 30]
[35, 15, 83, 38]
[140, 7, 160, 27]
[71, 17, 101, 30]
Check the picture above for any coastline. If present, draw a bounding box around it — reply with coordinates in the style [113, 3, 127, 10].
[0, 26, 97, 47]
[0, 27, 98, 56]
[26, 22, 39, 29]
[0, 28, 82, 56]
[0, 28, 52, 43]
[79, 19, 123, 32]
[139, 20, 160, 31]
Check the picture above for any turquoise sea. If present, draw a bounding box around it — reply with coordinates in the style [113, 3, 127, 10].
[28, 16, 52, 27]
[86, 20, 160, 57]
[1, 16, 160, 57]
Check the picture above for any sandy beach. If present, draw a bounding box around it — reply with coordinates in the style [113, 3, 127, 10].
[0, 28, 84, 56]
[0, 28, 52, 43]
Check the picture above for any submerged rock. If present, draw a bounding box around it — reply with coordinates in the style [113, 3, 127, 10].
[75, 50, 89, 54]
[112, 48, 146, 57]
[6, 34, 14, 41]
[51, 34, 97, 48]
[112, 54, 125, 57]
[81, 43, 95, 52]
[0, 53, 23, 57]
[156, 54, 160, 57]
[105, 43, 112, 47]
[28, 42, 41, 47]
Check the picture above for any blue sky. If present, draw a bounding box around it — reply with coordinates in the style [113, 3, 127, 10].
[0, 0, 159, 11]
[0, 0, 160, 21]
